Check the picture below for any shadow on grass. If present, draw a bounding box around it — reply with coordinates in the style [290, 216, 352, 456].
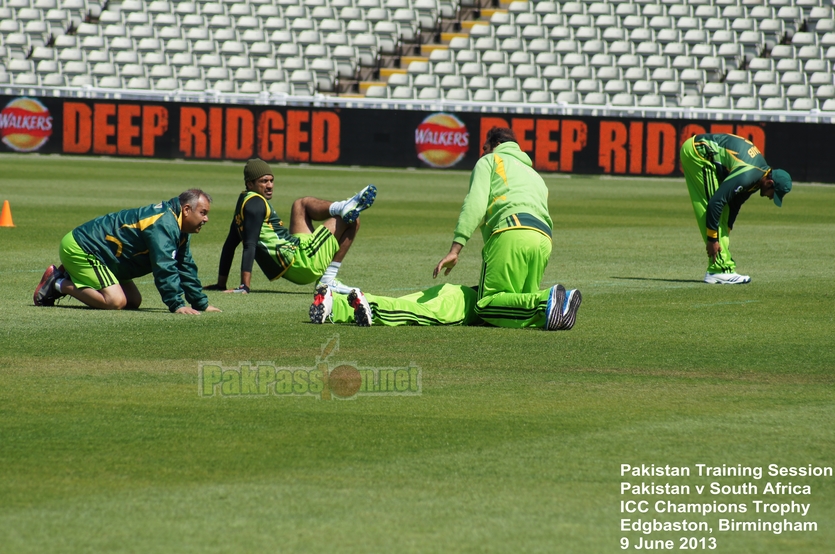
[43, 305, 170, 312]
[611, 276, 704, 284]
[203, 289, 310, 296]
[245, 290, 310, 295]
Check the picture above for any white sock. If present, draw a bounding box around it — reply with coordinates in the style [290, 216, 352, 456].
[328, 200, 346, 216]
[329, 188, 366, 216]
[54, 278, 65, 293]
[319, 262, 341, 284]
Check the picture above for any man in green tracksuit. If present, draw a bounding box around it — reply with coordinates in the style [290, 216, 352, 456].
[310, 283, 481, 327]
[34, 189, 220, 315]
[680, 133, 792, 284]
[432, 127, 582, 331]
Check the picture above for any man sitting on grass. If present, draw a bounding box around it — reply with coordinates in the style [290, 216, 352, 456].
[34, 189, 220, 315]
[205, 158, 375, 295]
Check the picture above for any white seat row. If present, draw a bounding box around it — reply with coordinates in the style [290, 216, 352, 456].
[363, 83, 835, 110]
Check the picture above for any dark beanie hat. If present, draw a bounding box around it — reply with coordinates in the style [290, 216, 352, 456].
[244, 159, 272, 183]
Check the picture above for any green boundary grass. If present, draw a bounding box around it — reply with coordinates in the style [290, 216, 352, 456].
[1, 155, 833, 553]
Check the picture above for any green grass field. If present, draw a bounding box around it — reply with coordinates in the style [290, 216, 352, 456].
[1, 155, 833, 553]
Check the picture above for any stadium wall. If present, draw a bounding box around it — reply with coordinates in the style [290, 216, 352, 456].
[2, 94, 834, 182]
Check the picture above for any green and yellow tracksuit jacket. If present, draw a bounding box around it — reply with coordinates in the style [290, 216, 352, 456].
[692, 133, 771, 242]
[72, 197, 209, 312]
[453, 141, 553, 246]
[217, 191, 300, 281]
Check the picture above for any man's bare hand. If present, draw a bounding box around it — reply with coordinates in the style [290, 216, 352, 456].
[205, 305, 222, 312]
[175, 306, 202, 315]
[434, 242, 464, 278]
[433, 252, 459, 278]
[706, 241, 721, 262]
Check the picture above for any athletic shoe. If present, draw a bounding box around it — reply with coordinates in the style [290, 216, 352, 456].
[558, 289, 582, 331]
[544, 284, 566, 331]
[348, 289, 373, 327]
[317, 277, 354, 295]
[340, 185, 377, 224]
[704, 272, 751, 285]
[309, 283, 333, 324]
[34, 264, 66, 307]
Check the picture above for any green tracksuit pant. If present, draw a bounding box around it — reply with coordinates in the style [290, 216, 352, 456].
[474, 228, 553, 329]
[330, 284, 480, 326]
[680, 138, 737, 274]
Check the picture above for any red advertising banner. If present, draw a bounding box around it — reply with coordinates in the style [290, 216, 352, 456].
[1, 95, 832, 182]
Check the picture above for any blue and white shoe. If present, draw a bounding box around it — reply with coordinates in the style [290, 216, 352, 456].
[545, 284, 566, 331]
[309, 284, 333, 324]
[340, 185, 376, 224]
[558, 289, 582, 331]
[704, 272, 751, 284]
[348, 289, 373, 327]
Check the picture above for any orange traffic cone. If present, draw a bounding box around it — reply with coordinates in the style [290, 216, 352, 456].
[0, 200, 14, 227]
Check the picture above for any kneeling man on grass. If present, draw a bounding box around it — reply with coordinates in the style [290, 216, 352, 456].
[34, 189, 220, 315]
[433, 126, 581, 331]
[310, 128, 582, 330]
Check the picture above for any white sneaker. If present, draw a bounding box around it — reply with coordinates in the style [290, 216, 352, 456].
[339, 185, 376, 224]
[309, 284, 333, 324]
[704, 272, 751, 285]
[318, 277, 354, 295]
[348, 289, 373, 327]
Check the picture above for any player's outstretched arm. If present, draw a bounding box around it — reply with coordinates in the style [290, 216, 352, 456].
[211, 219, 241, 290]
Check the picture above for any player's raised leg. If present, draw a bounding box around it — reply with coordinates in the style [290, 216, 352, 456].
[289, 191, 374, 293]
[330, 185, 376, 225]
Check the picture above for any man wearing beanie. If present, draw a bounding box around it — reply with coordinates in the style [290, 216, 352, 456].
[207, 158, 375, 294]
[34, 189, 221, 315]
[680, 133, 792, 284]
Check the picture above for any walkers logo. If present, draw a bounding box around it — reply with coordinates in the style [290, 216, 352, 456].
[198, 335, 421, 400]
[0, 97, 53, 152]
[415, 113, 469, 168]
